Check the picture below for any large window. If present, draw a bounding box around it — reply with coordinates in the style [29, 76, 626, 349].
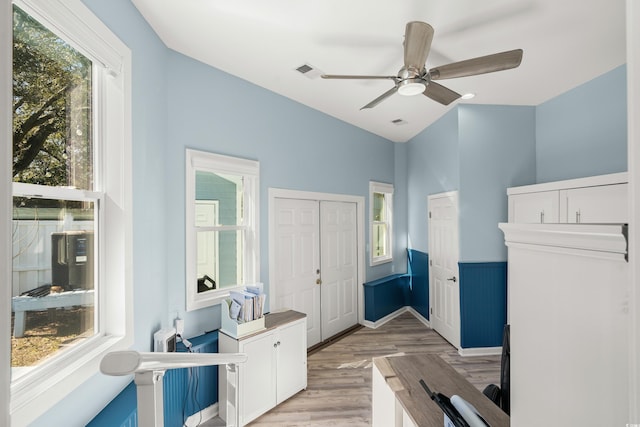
[369, 181, 393, 266]
[8, 1, 132, 424]
[185, 149, 259, 311]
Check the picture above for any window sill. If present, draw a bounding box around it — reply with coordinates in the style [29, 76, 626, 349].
[370, 256, 393, 267]
[10, 333, 132, 426]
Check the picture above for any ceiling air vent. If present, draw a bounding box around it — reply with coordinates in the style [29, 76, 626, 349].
[295, 63, 323, 79]
[391, 119, 407, 125]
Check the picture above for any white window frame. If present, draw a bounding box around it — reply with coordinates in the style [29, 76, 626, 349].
[185, 149, 260, 311]
[369, 181, 394, 266]
[7, 1, 133, 425]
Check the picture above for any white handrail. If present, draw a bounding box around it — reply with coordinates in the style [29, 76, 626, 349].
[100, 350, 247, 427]
[101, 350, 247, 375]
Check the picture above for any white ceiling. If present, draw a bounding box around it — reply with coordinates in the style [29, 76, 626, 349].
[131, 0, 626, 143]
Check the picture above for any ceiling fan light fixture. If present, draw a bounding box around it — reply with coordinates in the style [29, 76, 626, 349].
[397, 79, 426, 96]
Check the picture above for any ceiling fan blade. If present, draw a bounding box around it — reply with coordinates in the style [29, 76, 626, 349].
[404, 21, 434, 71]
[429, 49, 523, 80]
[423, 82, 461, 106]
[360, 86, 399, 110]
[321, 74, 396, 80]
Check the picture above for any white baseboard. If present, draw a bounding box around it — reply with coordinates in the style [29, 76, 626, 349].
[361, 306, 432, 329]
[361, 306, 410, 329]
[185, 402, 218, 427]
[406, 307, 430, 328]
[458, 346, 502, 357]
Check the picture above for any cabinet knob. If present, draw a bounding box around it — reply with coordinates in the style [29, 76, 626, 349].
[273, 342, 278, 348]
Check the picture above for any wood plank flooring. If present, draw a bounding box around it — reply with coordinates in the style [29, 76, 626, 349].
[204, 311, 501, 427]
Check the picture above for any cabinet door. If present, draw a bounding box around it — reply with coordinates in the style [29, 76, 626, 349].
[508, 190, 559, 223]
[372, 363, 398, 427]
[239, 331, 277, 425]
[565, 183, 628, 223]
[275, 319, 307, 403]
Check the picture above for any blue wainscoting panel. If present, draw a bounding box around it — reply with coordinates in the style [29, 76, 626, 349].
[364, 274, 410, 321]
[459, 262, 507, 348]
[88, 331, 219, 427]
[408, 249, 429, 320]
[86, 381, 137, 427]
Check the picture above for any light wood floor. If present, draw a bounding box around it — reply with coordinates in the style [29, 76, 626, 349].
[205, 311, 501, 427]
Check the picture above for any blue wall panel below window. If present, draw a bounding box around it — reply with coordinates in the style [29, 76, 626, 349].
[459, 262, 507, 348]
[88, 332, 219, 427]
[364, 274, 410, 322]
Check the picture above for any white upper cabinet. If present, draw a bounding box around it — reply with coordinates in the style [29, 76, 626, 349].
[508, 172, 628, 224]
[509, 190, 560, 223]
[563, 183, 628, 223]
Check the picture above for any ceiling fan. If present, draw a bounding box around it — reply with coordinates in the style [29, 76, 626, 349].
[321, 21, 523, 109]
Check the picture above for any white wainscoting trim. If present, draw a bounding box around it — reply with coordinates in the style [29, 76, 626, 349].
[458, 346, 502, 357]
[186, 402, 218, 427]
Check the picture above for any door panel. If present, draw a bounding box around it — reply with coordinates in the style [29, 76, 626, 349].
[321, 201, 358, 339]
[428, 192, 460, 349]
[273, 198, 321, 347]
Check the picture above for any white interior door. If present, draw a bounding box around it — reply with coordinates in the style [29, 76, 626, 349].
[273, 198, 322, 347]
[273, 198, 358, 347]
[428, 192, 460, 349]
[320, 201, 358, 339]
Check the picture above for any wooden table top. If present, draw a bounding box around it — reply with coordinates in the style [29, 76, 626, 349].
[374, 353, 510, 427]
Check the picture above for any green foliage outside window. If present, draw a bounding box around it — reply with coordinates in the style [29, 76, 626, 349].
[12, 5, 92, 191]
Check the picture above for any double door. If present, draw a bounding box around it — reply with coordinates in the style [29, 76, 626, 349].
[273, 198, 358, 347]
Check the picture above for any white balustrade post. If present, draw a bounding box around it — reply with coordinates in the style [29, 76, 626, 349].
[134, 370, 166, 427]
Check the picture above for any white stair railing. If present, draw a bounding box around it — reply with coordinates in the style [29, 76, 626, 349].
[101, 350, 247, 427]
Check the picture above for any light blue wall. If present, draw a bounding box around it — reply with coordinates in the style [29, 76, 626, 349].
[458, 105, 536, 261]
[406, 105, 536, 262]
[163, 51, 398, 339]
[394, 142, 409, 271]
[536, 65, 627, 183]
[406, 109, 460, 253]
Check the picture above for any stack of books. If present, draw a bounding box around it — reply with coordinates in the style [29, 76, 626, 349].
[228, 284, 266, 323]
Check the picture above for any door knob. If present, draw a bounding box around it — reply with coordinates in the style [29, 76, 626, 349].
[316, 279, 322, 285]
[447, 277, 457, 283]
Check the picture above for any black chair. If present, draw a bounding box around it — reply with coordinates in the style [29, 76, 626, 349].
[482, 324, 510, 415]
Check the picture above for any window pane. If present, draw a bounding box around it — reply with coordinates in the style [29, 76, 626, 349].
[11, 197, 96, 371]
[218, 229, 244, 288]
[195, 229, 244, 291]
[373, 223, 388, 258]
[373, 192, 386, 222]
[195, 171, 244, 226]
[196, 230, 218, 292]
[13, 5, 93, 190]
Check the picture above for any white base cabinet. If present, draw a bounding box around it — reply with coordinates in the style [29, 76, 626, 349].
[508, 172, 627, 224]
[219, 311, 307, 426]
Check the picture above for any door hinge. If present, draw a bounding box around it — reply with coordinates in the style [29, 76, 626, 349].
[429, 259, 432, 266]
[428, 211, 431, 219]
[430, 307, 433, 315]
